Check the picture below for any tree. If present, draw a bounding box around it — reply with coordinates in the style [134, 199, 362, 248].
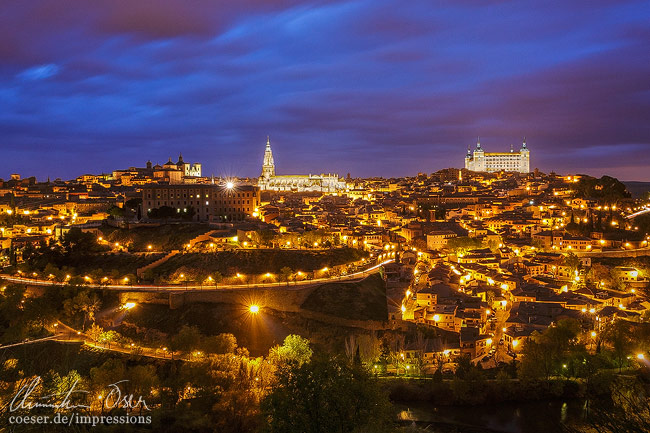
[344, 334, 357, 364]
[148, 206, 176, 219]
[99, 330, 120, 347]
[268, 335, 313, 368]
[172, 325, 202, 353]
[87, 323, 103, 342]
[61, 228, 104, 255]
[279, 267, 293, 284]
[181, 205, 196, 221]
[125, 198, 142, 211]
[519, 319, 584, 380]
[260, 355, 393, 433]
[563, 252, 582, 277]
[601, 320, 635, 372]
[569, 376, 650, 433]
[357, 332, 382, 366]
[63, 290, 101, 330]
[44, 370, 86, 408]
[202, 333, 238, 354]
[446, 236, 483, 255]
[127, 365, 158, 415]
[90, 358, 126, 413]
[108, 205, 127, 218]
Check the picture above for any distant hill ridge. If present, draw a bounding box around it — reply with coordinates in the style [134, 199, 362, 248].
[623, 181, 650, 198]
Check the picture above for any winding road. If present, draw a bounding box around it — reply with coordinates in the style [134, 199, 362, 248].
[0, 259, 393, 293]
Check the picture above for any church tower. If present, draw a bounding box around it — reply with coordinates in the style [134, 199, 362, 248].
[519, 137, 530, 173]
[472, 137, 486, 171]
[261, 136, 275, 180]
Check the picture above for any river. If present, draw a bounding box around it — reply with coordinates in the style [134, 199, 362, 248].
[395, 399, 589, 432]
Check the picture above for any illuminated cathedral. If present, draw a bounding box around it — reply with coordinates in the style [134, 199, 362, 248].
[257, 138, 347, 192]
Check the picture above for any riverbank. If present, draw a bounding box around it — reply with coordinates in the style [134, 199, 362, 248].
[382, 376, 603, 406]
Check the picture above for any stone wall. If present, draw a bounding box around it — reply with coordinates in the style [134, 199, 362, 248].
[119, 284, 317, 311]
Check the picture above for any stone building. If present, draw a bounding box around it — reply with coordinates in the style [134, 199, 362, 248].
[257, 137, 347, 192]
[465, 138, 530, 173]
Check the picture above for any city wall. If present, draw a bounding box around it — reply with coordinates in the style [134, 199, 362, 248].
[117, 280, 393, 331]
[576, 248, 650, 259]
[118, 284, 317, 311]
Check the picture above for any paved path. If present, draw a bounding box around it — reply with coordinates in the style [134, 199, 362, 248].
[0, 321, 181, 361]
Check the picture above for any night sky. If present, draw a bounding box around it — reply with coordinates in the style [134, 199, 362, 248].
[1, 1, 649, 181]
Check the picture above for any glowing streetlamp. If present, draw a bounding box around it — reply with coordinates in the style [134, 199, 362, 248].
[249, 305, 260, 314]
[226, 181, 234, 189]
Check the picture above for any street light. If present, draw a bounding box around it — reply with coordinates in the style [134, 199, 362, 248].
[249, 305, 260, 314]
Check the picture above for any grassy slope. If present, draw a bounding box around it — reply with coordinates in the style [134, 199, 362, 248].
[300, 273, 388, 321]
[100, 223, 211, 251]
[152, 248, 368, 278]
[63, 253, 164, 275]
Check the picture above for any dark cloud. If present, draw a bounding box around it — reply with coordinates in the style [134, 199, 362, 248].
[0, 0, 649, 181]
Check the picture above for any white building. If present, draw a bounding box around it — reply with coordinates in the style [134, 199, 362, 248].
[176, 154, 202, 177]
[258, 137, 347, 192]
[465, 138, 530, 173]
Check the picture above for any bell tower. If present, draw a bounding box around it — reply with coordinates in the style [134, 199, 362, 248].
[519, 137, 530, 173]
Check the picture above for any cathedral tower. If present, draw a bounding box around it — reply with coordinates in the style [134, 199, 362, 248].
[261, 136, 275, 180]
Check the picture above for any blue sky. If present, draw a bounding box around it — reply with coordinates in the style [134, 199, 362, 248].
[1, 0, 649, 180]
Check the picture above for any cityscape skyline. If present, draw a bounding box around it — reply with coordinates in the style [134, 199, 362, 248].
[2, 0, 649, 181]
[2, 3, 650, 430]
[0, 136, 644, 182]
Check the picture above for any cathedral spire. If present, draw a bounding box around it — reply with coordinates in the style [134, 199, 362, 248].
[261, 136, 275, 179]
[476, 136, 481, 149]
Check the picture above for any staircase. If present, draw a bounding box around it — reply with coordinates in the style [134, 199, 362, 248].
[186, 230, 218, 248]
[137, 250, 179, 277]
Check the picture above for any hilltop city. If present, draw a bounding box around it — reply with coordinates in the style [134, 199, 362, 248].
[2, 139, 650, 431]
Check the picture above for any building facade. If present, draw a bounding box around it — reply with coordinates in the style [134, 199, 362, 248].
[142, 183, 260, 222]
[257, 138, 347, 192]
[465, 138, 530, 173]
[112, 154, 202, 186]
